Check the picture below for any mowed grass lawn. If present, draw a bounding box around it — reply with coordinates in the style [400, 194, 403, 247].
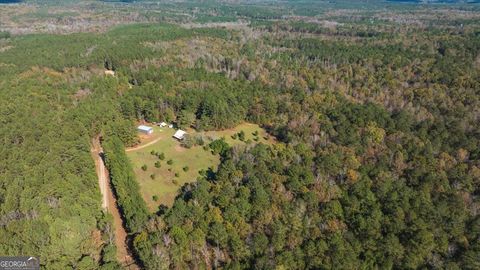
[126, 123, 274, 212]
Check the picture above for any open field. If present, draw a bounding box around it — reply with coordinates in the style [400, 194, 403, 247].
[200, 122, 275, 146]
[126, 123, 273, 211]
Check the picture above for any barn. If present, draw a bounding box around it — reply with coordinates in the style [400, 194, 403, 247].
[138, 125, 153, 134]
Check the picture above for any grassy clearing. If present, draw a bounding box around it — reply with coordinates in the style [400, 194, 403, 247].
[200, 122, 275, 146]
[126, 123, 274, 211]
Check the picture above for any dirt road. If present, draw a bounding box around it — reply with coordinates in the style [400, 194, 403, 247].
[125, 137, 162, 152]
[92, 140, 108, 209]
[91, 137, 140, 270]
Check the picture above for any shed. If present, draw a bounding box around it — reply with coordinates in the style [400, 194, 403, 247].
[173, 129, 187, 140]
[158, 122, 167, 127]
[104, 70, 115, 76]
[138, 125, 153, 134]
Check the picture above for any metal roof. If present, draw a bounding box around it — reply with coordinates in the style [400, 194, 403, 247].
[173, 129, 187, 139]
[138, 125, 153, 131]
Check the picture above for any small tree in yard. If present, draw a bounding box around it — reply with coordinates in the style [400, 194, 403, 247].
[152, 195, 158, 202]
[167, 159, 173, 165]
[158, 152, 165, 160]
[150, 174, 155, 180]
[181, 134, 194, 148]
[155, 161, 161, 168]
[195, 136, 205, 146]
[183, 166, 189, 172]
[141, 164, 148, 171]
[238, 130, 246, 141]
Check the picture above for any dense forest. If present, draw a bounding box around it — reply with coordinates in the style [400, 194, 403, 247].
[0, 70, 127, 268]
[0, 0, 479, 269]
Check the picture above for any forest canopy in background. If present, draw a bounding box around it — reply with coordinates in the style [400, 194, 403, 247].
[0, 0, 479, 269]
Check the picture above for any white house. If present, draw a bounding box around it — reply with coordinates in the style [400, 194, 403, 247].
[173, 129, 187, 140]
[158, 122, 167, 127]
[138, 125, 153, 134]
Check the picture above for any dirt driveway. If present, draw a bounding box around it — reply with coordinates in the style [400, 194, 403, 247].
[91, 137, 139, 270]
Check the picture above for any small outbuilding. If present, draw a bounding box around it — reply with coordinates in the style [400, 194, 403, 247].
[168, 124, 174, 129]
[158, 122, 167, 127]
[173, 129, 187, 140]
[138, 125, 153, 134]
[104, 70, 115, 77]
